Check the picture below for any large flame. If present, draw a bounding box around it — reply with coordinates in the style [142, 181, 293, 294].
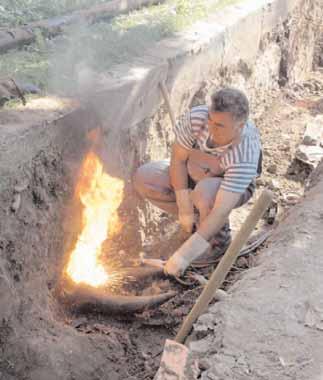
[66, 151, 124, 287]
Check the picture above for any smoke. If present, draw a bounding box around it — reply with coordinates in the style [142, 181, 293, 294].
[46, 5, 177, 99]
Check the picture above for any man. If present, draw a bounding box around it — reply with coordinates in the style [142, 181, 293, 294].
[134, 87, 262, 277]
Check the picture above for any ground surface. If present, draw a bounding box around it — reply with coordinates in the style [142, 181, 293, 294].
[57, 72, 323, 379]
[1, 0, 322, 378]
[0, 0, 239, 93]
[190, 140, 323, 380]
[0, 68, 322, 380]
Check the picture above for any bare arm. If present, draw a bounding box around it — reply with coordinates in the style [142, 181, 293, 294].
[170, 142, 190, 190]
[197, 190, 241, 241]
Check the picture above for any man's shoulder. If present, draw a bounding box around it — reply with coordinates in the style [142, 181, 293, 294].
[220, 121, 261, 166]
[241, 121, 261, 142]
[190, 105, 208, 118]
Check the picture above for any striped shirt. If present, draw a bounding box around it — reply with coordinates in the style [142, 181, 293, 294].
[174, 105, 262, 194]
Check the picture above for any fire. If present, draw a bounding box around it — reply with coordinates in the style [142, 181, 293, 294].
[66, 151, 124, 287]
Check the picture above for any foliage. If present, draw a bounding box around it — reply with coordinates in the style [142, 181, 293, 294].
[0, 0, 241, 94]
[0, 0, 111, 27]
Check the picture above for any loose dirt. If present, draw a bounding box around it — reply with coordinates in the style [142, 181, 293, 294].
[1, 70, 322, 380]
[58, 71, 323, 379]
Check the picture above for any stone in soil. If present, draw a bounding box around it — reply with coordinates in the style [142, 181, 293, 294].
[302, 117, 323, 146]
[296, 145, 323, 169]
[267, 163, 278, 174]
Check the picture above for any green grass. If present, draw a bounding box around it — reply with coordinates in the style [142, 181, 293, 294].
[0, 31, 49, 89]
[114, 0, 208, 34]
[0, 0, 113, 27]
[0, 0, 242, 95]
[2, 94, 39, 109]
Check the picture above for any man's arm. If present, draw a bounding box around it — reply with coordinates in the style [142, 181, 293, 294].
[170, 143, 196, 233]
[169, 142, 190, 190]
[164, 189, 240, 277]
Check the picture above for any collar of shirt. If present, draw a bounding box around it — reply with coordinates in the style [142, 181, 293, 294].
[201, 124, 246, 155]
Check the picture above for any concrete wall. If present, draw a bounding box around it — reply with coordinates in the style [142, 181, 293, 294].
[88, 0, 317, 136]
[85, 0, 320, 235]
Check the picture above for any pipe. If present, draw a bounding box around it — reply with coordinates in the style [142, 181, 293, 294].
[58, 265, 175, 314]
[61, 284, 176, 314]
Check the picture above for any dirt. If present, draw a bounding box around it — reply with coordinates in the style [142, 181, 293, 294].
[56, 71, 323, 379]
[229, 73, 323, 234]
[0, 74, 321, 380]
[0, 2, 323, 379]
[0, 65, 321, 380]
[189, 136, 323, 380]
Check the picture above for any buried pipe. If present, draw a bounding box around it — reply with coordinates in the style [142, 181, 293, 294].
[61, 285, 176, 314]
[58, 265, 176, 314]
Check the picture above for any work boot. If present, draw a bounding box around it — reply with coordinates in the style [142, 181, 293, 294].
[193, 222, 232, 264]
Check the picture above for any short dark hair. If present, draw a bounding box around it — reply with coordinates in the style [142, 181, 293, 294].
[210, 87, 249, 123]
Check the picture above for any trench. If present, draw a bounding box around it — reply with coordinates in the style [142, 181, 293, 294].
[0, 0, 323, 379]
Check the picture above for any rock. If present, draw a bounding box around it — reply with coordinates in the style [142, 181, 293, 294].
[280, 143, 290, 152]
[263, 200, 278, 225]
[263, 148, 271, 157]
[71, 317, 87, 329]
[11, 193, 21, 213]
[304, 302, 323, 331]
[14, 180, 29, 193]
[267, 164, 277, 174]
[283, 192, 301, 205]
[236, 257, 249, 268]
[199, 358, 211, 371]
[256, 177, 265, 186]
[196, 314, 216, 332]
[267, 179, 280, 190]
[296, 145, 323, 169]
[155, 340, 200, 380]
[214, 289, 227, 301]
[303, 117, 323, 146]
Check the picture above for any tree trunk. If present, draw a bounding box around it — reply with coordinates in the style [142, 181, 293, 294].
[0, 0, 164, 54]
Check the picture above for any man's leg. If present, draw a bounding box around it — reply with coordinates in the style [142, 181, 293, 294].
[190, 178, 231, 259]
[190, 177, 255, 260]
[133, 160, 178, 215]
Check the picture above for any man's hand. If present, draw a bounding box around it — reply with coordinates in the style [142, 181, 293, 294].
[175, 189, 195, 233]
[170, 143, 195, 232]
[164, 232, 210, 277]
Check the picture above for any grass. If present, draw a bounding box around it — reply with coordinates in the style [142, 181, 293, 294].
[0, 53, 48, 90]
[0, 0, 242, 95]
[0, 0, 113, 27]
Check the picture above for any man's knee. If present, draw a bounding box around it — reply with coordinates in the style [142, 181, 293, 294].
[133, 161, 174, 202]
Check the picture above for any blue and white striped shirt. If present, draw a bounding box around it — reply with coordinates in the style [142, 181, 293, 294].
[174, 105, 262, 194]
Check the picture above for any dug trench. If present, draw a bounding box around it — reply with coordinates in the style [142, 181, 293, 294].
[0, 101, 214, 380]
[1, 81, 323, 380]
[2, 83, 323, 380]
[1, 1, 323, 379]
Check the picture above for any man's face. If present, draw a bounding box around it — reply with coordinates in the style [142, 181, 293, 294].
[207, 111, 243, 146]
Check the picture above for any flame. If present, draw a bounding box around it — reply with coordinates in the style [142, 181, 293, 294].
[66, 151, 124, 287]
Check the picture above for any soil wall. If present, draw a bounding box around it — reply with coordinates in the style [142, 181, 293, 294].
[0, 0, 322, 379]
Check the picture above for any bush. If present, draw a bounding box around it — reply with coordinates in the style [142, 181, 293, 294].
[0, 0, 112, 27]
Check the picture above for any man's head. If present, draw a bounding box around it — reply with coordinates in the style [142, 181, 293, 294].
[208, 87, 249, 146]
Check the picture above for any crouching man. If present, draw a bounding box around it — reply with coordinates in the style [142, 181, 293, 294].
[134, 87, 262, 277]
